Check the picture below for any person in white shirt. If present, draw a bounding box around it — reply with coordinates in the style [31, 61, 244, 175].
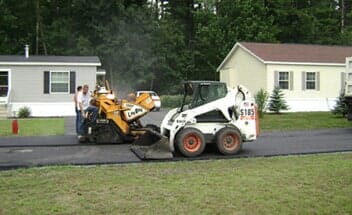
[77, 84, 98, 139]
[73, 85, 82, 135]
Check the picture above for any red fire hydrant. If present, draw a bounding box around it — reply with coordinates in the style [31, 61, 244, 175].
[12, 119, 19, 135]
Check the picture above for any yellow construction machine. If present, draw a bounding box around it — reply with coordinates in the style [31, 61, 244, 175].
[81, 81, 172, 159]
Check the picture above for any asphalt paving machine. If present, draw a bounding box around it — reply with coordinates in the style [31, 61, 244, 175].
[81, 82, 172, 159]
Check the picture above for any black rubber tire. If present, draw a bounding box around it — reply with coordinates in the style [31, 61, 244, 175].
[175, 128, 206, 157]
[216, 127, 242, 155]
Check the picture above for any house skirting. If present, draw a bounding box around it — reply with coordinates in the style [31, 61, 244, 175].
[8, 98, 339, 117]
[10, 102, 76, 117]
[275, 98, 338, 112]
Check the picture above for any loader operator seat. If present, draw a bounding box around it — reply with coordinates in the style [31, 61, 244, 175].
[182, 81, 227, 110]
[190, 82, 230, 123]
[195, 83, 226, 107]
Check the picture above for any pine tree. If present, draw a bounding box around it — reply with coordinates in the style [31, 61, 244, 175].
[268, 87, 289, 114]
[331, 92, 347, 117]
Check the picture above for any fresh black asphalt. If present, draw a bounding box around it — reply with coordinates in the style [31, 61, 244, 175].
[0, 113, 351, 170]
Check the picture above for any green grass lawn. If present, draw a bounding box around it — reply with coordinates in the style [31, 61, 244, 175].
[259, 111, 351, 131]
[1, 112, 350, 137]
[0, 118, 64, 136]
[0, 113, 351, 214]
[0, 153, 351, 215]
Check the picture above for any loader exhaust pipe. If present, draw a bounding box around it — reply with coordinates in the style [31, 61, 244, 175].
[131, 128, 173, 160]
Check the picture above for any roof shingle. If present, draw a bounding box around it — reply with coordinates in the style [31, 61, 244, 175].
[240, 42, 352, 64]
[0, 55, 100, 64]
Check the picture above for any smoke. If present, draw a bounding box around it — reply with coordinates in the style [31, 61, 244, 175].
[109, 79, 136, 100]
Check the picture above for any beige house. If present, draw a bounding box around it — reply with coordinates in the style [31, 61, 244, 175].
[217, 42, 352, 112]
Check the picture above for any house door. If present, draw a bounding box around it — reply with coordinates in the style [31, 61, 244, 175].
[0, 71, 9, 97]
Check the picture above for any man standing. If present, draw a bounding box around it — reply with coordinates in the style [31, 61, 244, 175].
[77, 84, 98, 139]
[73, 85, 82, 135]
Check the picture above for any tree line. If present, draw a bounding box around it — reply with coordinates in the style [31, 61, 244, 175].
[1, 0, 351, 94]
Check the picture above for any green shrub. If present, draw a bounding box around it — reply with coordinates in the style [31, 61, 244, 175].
[331, 92, 347, 117]
[254, 88, 269, 118]
[17, 106, 31, 118]
[160, 95, 184, 108]
[268, 87, 289, 114]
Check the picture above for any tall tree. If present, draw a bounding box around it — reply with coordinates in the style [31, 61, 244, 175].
[158, 0, 197, 82]
[0, 1, 36, 54]
[266, 0, 342, 45]
[1, 0, 351, 94]
[192, 0, 278, 80]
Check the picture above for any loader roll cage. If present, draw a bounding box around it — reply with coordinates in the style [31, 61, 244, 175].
[179, 81, 228, 112]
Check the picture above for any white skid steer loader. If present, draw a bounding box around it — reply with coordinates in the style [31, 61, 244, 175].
[131, 80, 259, 159]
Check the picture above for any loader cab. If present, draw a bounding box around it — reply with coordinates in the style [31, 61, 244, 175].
[180, 81, 227, 112]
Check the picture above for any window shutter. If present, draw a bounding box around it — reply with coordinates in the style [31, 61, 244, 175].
[341, 72, 346, 93]
[301, 72, 306, 90]
[316, 72, 320, 91]
[70, 71, 76, 94]
[44, 71, 50, 94]
[274, 71, 279, 87]
[289, 71, 294, 91]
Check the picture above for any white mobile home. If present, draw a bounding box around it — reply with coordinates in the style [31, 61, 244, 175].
[0, 52, 101, 117]
[217, 42, 352, 112]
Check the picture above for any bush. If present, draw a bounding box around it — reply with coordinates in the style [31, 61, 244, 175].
[17, 106, 31, 118]
[254, 88, 269, 118]
[331, 92, 347, 117]
[268, 87, 289, 114]
[160, 95, 184, 108]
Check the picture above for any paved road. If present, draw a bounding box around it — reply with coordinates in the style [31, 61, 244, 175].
[0, 112, 351, 170]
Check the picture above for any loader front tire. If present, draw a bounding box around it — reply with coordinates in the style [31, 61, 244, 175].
[176, 128, 205, 157]
[216, 127, 242, 155]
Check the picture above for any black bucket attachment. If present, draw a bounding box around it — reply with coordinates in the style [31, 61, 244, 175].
[131, 128, 173, 160]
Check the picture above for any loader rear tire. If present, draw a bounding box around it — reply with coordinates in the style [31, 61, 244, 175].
[216, 127, 242, 155]
[176, 128, 205, 157]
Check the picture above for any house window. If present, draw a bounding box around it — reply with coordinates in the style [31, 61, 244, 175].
[50, 71, 69, 93]
[302, 71, 320, 91]
[0, 71, 9, 97]
[278, 72, 289, 89]
[275, 71, 293, 90]
[44, 71, 75, 94]
[306, 72, 316, 90]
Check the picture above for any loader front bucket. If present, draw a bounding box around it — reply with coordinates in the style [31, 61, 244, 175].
[131, 129, 173, 160]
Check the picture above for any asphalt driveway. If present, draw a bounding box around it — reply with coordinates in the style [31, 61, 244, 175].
[0, 114, 351, 170]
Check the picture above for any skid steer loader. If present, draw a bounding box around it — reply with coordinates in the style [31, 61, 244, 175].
[131, 80, 259, 159]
